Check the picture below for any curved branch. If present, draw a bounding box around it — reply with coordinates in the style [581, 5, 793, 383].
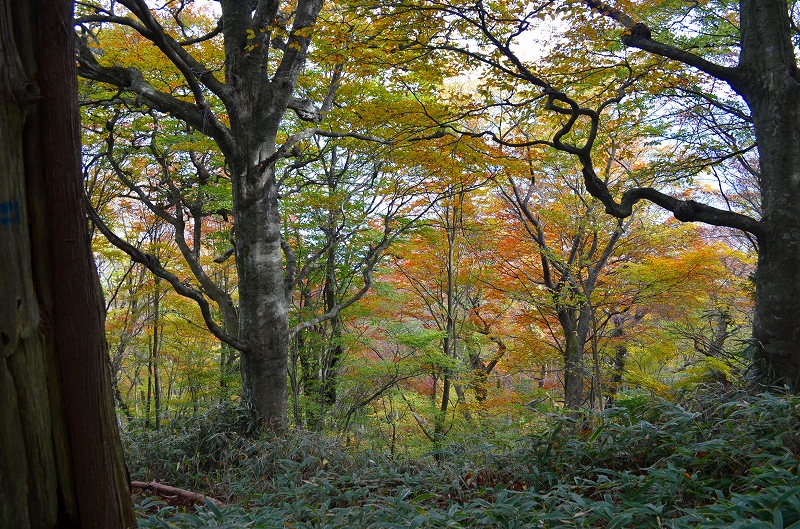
[87, 202, 249, 352]
[583, 0, 743, 86]
[289, 236, 392, 339]
[76, 14, 150, 34]
[580, 159, 763, 236]
[147, 147, 240, 334]
[116, 0, 231, 105]
[261, 127, 390, 170]
[178, 19, 223, 46]
[77, 41, 236, 157]
[288, 188, 435, 339]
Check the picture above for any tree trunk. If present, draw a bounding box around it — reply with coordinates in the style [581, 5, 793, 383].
[322, 236, 342, 412]
[235, 168, 290, 429]
[585, 0, 800, 390]
[0, 0, 135, 526]
[558, 302, 593, 410]
[434, 203, 458, 444]
[219, 0, 324, 430]
[590, 330, 603, 411]
[145, 349, 152, 428]
[737, 1, 800, 390]
[151, 282, 161, 430]
[72, 0, 326, 431]
[605, 345, 627, 408]
[562, 330, 585, 409]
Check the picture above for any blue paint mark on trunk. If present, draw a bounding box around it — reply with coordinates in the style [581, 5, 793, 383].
[0, 199, 21, 226]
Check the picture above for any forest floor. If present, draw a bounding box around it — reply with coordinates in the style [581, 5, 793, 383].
[128, 387, 800, 528]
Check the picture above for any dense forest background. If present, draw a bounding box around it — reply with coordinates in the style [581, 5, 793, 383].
[81, 0, 757, 439]
[71, 0, 800, 526]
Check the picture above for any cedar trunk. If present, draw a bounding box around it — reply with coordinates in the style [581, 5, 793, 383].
[0, 0, 135, 527]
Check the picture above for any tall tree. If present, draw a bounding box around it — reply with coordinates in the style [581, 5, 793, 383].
[283, 138, 423, 428]
[500, 148, 628, 409]
[582, 0, 797, 387]
[77, 0, 329, 429]
[386, 180, 507, 439]
[0, 0, 135, 526]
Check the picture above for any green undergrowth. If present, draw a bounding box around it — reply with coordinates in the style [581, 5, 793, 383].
[127, 387, 800, 528]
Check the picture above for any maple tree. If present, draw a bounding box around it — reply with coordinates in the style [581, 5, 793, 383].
[372, 190, 532, 444]
[491, 135, 735, 409]
[499, 145, 631, 409]
[390, 197, 478, 444]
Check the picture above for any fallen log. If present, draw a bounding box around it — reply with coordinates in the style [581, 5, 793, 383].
[130, 480, 225, 507]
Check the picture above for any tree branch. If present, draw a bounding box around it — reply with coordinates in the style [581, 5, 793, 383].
[87, 201, 249, 352]
[76, 40, 236, 157]
[178, 19, 223, 46]
[583, 0, 743, 86]
[289, 235, 392, 338]
[116, 0, 231, 105]
[147, 145, 240, 334]
[580, 158, 763, 235]
[130, 481, 224, 507]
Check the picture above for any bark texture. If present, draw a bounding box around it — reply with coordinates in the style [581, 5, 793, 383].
[222, 0, 325, 428]
[736, 0, 800, 389]
[0, 0, 135, 526]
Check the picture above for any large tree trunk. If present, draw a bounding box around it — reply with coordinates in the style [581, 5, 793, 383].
[235, 168, 290, 429]
[589, 0, 800, 389]
[0, 0, 135, 526]
[221, 0, 324, 431]
[73, 0, 327, 430]
[558, 303, 593, 409]
[736, 0, 800, 391]
[736, 0, 800, 390]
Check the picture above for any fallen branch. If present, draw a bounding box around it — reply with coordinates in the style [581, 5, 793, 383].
[130, 480, 225, 507]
